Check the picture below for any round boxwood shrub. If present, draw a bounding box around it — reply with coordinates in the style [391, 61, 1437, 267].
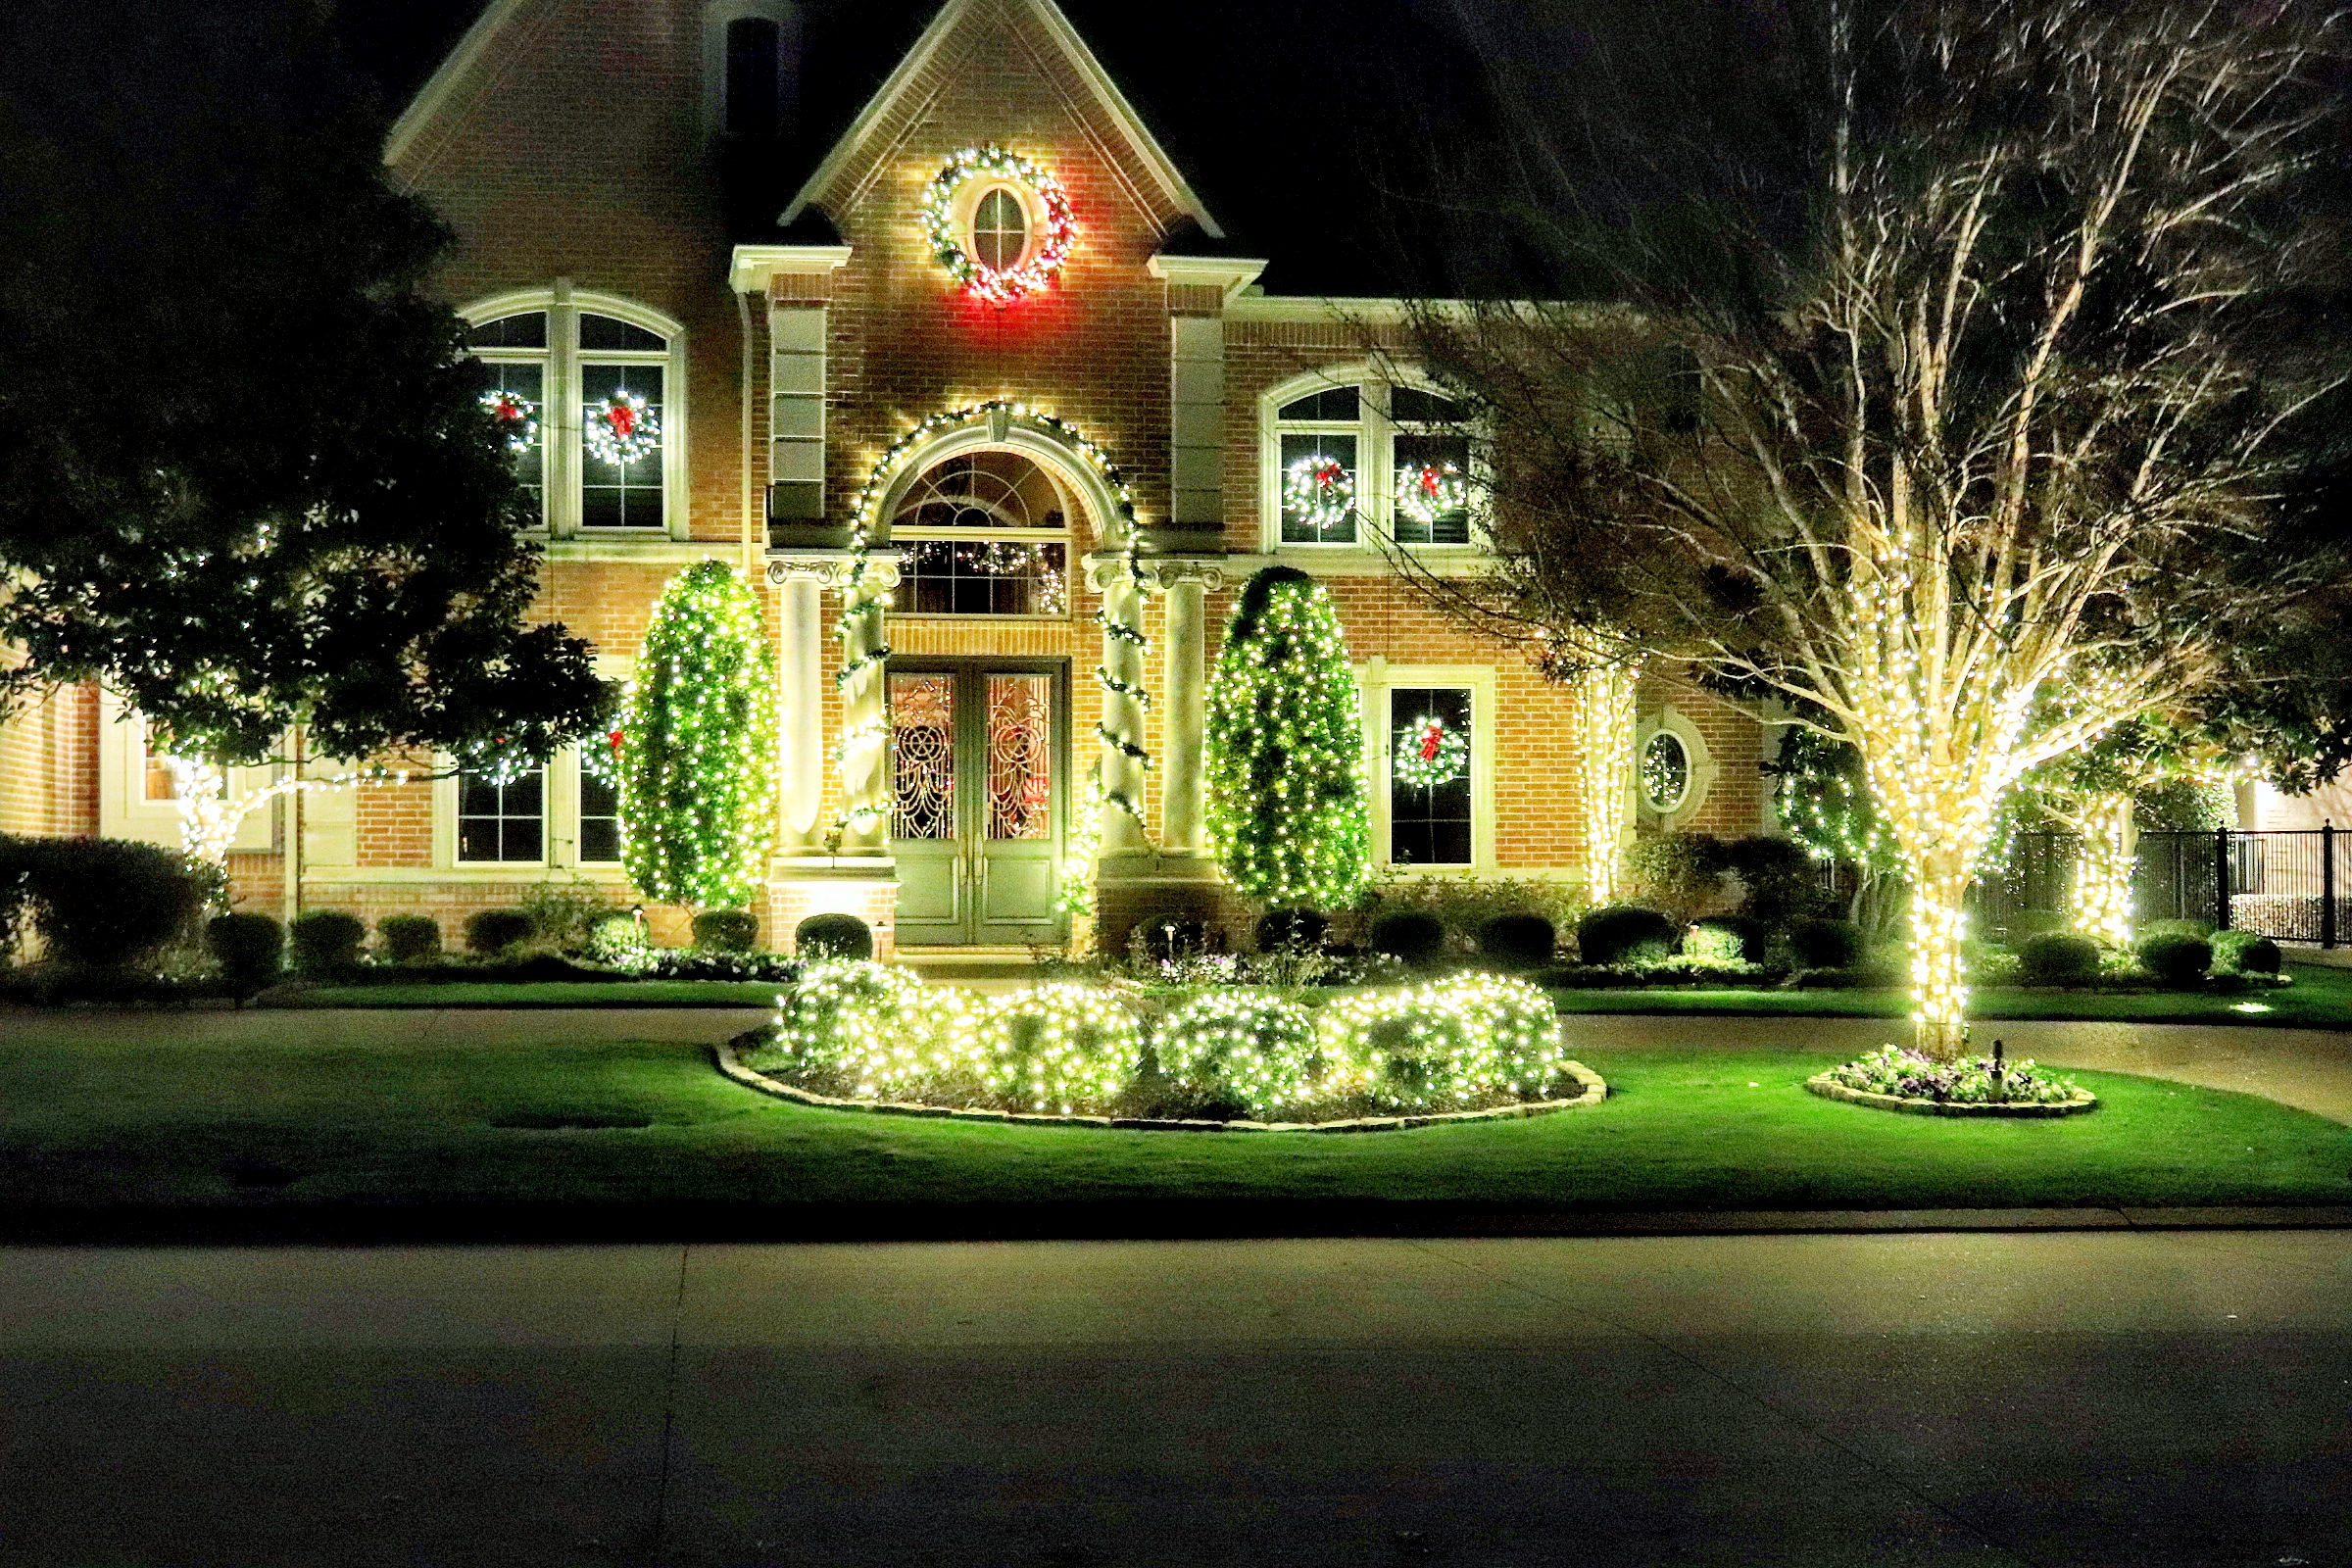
[1788, 916, 1865, 970]
[754, 959, 977, 1102]
[1576, 906, 1676, 966]
[2135, 930, 2213, 986]
[206, 912, 283, 995]
[1688, 913, 1766, 964]
[692, 908, 760, 953]
[1369, 910, 1447, 967]
[2140, 917, 2216, 943]
[376, 913, 442, 964]
[2212, 928, 2282, 975]
[288, 909, 368, 976]
[13, 836, 209, 968]
[1317, 973, 1565, 1112]
[2017, 930, 2102, 984]
[795, 913, 872, 961]
[464, 907, 534, 956]
[1477, 913, 1555, 971]
[974, 983, 1143, 1113]
[1153, 990, 1322, 1117]
[1255, 907, 1329, 953]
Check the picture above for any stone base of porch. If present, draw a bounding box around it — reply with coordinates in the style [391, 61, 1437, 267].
[764, 858, 902, 958]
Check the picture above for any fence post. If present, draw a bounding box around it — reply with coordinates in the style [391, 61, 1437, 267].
[2325, 823, 2337, 951]
[2215, 826, 2232, 932]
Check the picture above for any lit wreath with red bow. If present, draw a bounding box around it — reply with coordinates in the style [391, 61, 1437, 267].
[1283, 455, 1355, 532]
[585, 391, 662, 466]
[1392, 714, 1469, 791]
[480, 389, 538, 454]
[1395, 461, 1470, 525]
[918, 145, 1077, 306]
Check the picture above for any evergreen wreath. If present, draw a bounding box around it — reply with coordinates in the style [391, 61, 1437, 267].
[1282, 455, 1354, 532]
[1392, 714, 1469, 791]
[480, 389, 537, 454]
[585, 391, 662, 466]
[1395, 461, 1469, 525]
[918, 145, 1078, 306]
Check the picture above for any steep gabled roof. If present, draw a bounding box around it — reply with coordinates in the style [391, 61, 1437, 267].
[778, 0, 1221, 240]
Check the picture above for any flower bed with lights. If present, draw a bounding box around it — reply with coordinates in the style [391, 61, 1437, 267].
[720, 962, 1605, 1131]
[1806, 1045, 2096, 1117]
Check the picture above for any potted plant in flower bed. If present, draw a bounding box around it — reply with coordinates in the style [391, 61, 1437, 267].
[1807, 1042, 2095, 1117]
[725, 961, 1603, 1130]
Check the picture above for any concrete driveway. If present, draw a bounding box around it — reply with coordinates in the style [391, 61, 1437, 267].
[2, 1231, 2347, 1566]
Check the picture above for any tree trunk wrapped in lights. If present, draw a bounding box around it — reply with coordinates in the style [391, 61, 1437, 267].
[1390, 1, 2352, 1056]
[2067, 795, 2136, 952]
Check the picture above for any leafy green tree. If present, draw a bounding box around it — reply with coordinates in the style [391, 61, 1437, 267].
[0, 0, 604, 768]
[619, 564, 777, 912]
[1203, 567, 1370, 911]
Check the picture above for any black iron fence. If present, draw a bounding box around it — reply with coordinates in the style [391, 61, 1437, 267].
[1974, 827, 2346, 946]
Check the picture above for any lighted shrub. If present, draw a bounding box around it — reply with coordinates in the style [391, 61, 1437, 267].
[795, 912, 872, 961]
[1576, 906, 1675, 965]
[2134, 930, 2213, 986]
[1152, 990, 1323, 1116]
[757, 960, 976, 1099]
[206, 912, 283, 995]
[1477, 913, 1555, 971]
[1316, 973, 1565, 1112]
[1369, 910, 1446, 967]
[1789, 916, 1864, 969]
[2212, 928, 2281, 975]
[692, 908, 759, 953]
[584, 911, 650, 969]
[464, 908, 534, 956]
[288, 910, 368, 976]
[377, 914, 441, 964]
[974, 983, 1144, 1114]
[2017, 931, 2102, 984]
[1687, 914, 1765, 964]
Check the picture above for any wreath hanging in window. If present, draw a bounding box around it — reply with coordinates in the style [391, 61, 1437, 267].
[1393, 714, 1470, 791]
[585, 391, 662, 466]
[1395, 461, 1470, 525]
[1283, 455, 1355, 532]
[480, 389, 538, 454]
[919, 145, 1077, 306]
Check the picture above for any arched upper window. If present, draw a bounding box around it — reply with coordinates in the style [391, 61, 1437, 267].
[464, 291, 685, 538]
[1263, 373, 1475, 549]
[890, 452, 1072, 616]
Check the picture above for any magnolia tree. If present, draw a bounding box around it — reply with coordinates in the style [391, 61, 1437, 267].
[1396, 0, 2352, 1054]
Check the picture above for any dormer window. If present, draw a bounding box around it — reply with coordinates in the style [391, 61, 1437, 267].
[971, 188, 1029, 272]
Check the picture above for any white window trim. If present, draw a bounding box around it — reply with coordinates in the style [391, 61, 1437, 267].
[1357, 659, 1498, 873]
[1636, 705, 1720, 831]
[434, 758, 551, 873]
[1259, 365, 1482, 556]
[460, 285, 690, 542]
[96, 688, 277, 853]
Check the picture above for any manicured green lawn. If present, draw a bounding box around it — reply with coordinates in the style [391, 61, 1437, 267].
[275, 980, 787, 1007]
[1550, 960, 2352, 1029]
[1, 1025, 2342, 1229]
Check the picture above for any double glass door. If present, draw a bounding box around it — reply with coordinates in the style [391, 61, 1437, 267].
[890, 661, 1067, 947]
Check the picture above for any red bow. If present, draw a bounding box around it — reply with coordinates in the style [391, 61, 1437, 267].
[1419, 466, 1441, 496]
[1420, 722, 1442, 761]
[608, 402, 637, 439]
[608, 728, 624, 756]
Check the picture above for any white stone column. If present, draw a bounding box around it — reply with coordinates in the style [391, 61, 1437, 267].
[766, 561, 829, 849]
[835, 550, 901, 854]
[1157, 563, 1222, 856]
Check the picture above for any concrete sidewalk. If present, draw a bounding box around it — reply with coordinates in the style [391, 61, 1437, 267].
[3, 1231, 2348, 1566]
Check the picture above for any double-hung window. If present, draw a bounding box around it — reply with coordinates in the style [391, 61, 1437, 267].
[465, 294, 684, 537]
[1267, 376, 1475, 549]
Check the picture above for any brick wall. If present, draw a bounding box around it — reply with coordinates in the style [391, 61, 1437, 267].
[0, 679, 97, 839]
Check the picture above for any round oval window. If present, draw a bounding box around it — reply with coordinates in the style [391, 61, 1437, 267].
[971, 187, 1029, 272]
[1641, 731, 1690, 813]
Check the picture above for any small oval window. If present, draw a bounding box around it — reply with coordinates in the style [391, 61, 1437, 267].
[972, 188, 1028, 272]
[1642, 731, 1691, 813]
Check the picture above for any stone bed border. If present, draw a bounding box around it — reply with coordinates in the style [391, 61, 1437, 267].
[1804, 1073, 2099, 1118]
[715, 1033, 1607, 1133]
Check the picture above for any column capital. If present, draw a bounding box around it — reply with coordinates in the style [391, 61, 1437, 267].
[1081, 553, 1225, 594]
[766, 548, 903, 590]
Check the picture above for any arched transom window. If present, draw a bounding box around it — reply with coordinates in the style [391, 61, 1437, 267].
[891, 452, 1072, 616]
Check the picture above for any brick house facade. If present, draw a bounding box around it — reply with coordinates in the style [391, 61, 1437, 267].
[0, 0, 1773, 956]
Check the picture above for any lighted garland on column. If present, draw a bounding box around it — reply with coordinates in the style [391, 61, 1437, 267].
[1202, 565, 1370, 910]
[1093, 545, 1152, 825]
[617, 561, 778, 910]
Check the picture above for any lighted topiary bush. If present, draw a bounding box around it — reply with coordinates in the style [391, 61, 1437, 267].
[585, 911, 649, 969]
[692, 908, 759, 953]
[2017, 931, 2102, 984]
[1316, 973, 1566, 1112]
[1152, 990, 1323, 1117]
[377, 914, 441, 964]
[754, 960, 980, 1102]
[2212, 928, 2281, 975]
[1576, 906, 1676, 965]
[974, 984, 1143, 1114]
[287, 909, 368, 976]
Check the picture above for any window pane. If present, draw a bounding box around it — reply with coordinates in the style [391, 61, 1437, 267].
[724, 18, 780, 136]
[1279, 431, 1357, 544]
[973, 188, 1027, 271]
[582, 362, 664, 528]
[1642, 731, 1691, 812]
[986, 674, 1054, 841]
[890, 674, 956, 841]
[1389, 687, 1472, 866]
[1277, 385, 1360, 422]
[578, 768, 621, 863]
[579, 315, 666, 352]
[1394, 432, 1472, 546]
[893, 539, 1068, 615]
[457, 766, 545, 863]
[1390, 385, 1462, 422]
[467, 313, 547, 349]
[482, 360, 544, 518]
